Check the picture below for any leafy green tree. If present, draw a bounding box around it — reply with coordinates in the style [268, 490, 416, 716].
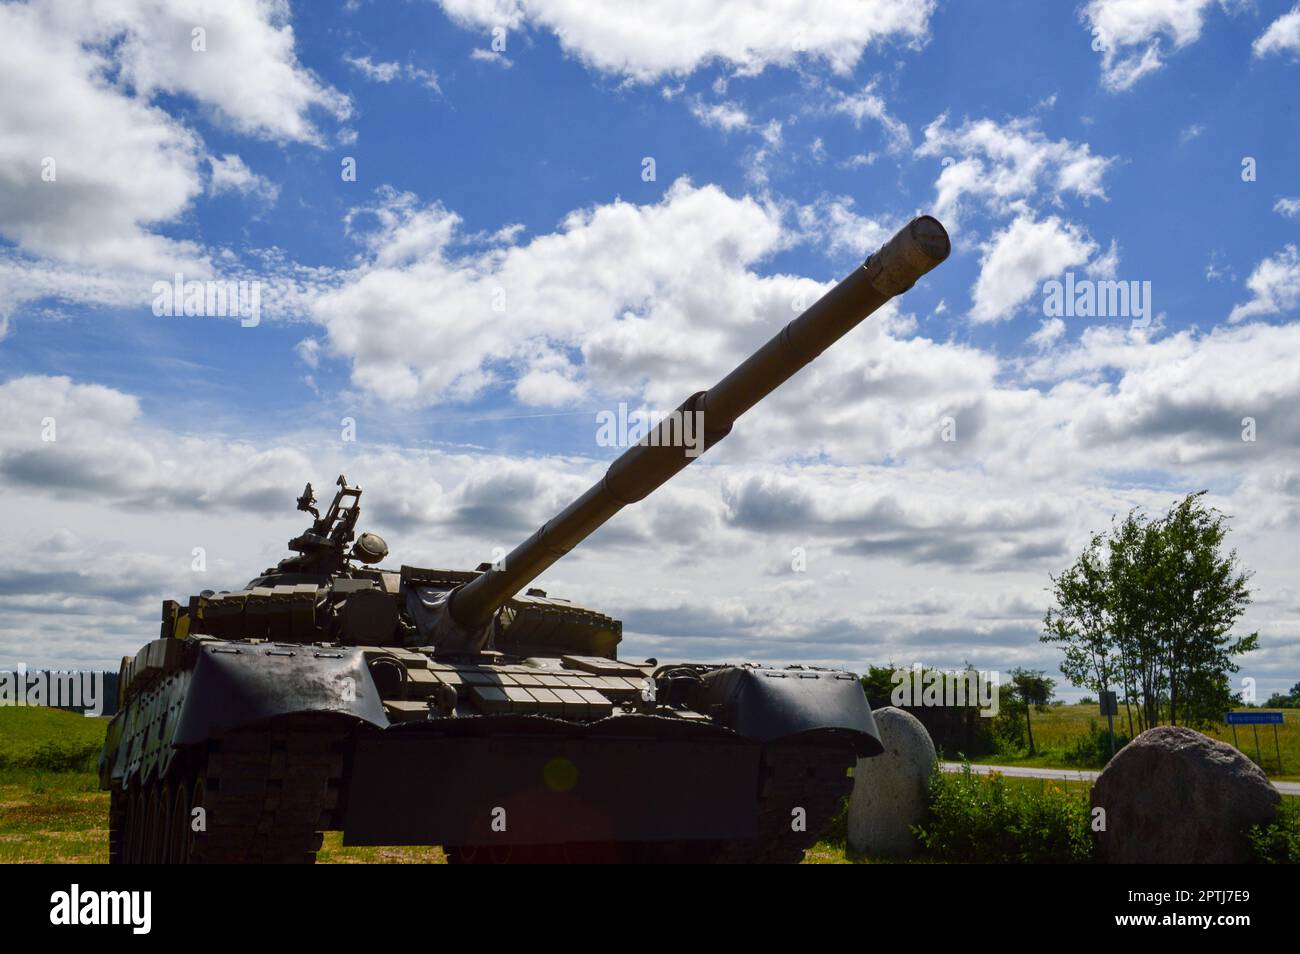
[1041, 493, 1257, 729]
[1264, 681, 1300, 708]
[1009, 668, 1055, 754]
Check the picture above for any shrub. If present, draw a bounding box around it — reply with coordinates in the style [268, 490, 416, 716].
[0, 739, 101, 773]
[1060, 719, 1130, 768]
[1247, 799, 1300, 864]
[912, 763, 1094, 864]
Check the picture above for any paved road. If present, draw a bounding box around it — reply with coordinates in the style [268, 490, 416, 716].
[941, 761, 1300, 796]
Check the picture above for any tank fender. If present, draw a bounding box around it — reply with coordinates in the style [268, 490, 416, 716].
[699, 667, 882, 756]
[171, 643, 389, 747]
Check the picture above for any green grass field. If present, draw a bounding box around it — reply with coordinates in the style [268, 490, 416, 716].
[964, 703, 1300, 780]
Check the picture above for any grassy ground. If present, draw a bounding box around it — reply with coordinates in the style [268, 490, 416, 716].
[0, 771, 847, 864]
[964, 703, 1300, 780]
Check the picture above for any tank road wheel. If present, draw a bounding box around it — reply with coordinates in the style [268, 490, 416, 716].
[157, 784, 175, 863]
[707, 744, 857, 864]
[125, 787, 146, 864]
[141, 786, 156, 863]
[147, 784, 168, 863]
[186, 717, 343, 864]
[108, 787, 127, 864]
[170, 779, 193, 863]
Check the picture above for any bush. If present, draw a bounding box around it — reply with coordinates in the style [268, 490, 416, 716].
[1248, 799, 1300, 864]
[912, 763, 1094, 863]
[1060, 719, 1130, 767]
[0, 739, 101, 773]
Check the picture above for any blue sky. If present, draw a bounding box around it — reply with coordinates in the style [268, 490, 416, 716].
[1, 0, 1298, 700]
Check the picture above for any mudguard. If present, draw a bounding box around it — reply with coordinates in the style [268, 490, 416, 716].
[172, 643, 388, 746]
[104, 643, 390, 789]
[700, 667, 882, 756]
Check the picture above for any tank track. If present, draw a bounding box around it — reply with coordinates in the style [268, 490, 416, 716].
[706, 742, 856, 863]
[446, 742, 856, 864]
[110, 715, 344, 864]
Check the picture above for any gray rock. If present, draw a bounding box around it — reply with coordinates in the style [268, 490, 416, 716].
[847, 706, 936, 857]
[1092, 725, 1279, 864]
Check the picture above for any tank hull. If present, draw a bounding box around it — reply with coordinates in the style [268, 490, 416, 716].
[101, 637, 878, 863]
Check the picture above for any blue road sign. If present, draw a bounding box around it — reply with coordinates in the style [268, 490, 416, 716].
[1225, 711, 1284, 725]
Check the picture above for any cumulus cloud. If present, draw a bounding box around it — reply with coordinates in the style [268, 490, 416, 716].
[0, 2, 208, 273]
[829, 81, 911, 151]
[311, 179, 802, 407]
[0, 0, 347, 324]
[688, 99, 751, 132]
[969, 215, 1099, 323]
[916, 115, 1114, 228]
[1029, 317, 1067, 350]
[1253, 5, 1300, 58]
[435, 0, 936, 81]
[1229, 245, 1300, 323]
[1082, 0, 1224, 91]
[208, 154, 280, 204]
[793, 197, 892, 258]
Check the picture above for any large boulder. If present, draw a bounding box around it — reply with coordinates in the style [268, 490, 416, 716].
[1092, 725, 1279, 863]
[847, 706, 936, 857]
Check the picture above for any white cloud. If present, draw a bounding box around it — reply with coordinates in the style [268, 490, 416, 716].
[1082, 0, 1223, 91]
[312, 180, 801, 407]
[68, 0, 350, 143]
[1253, 5, 1300, 58]
[917, 115, 1114, 228]
[1274, 197, 1300, 219]
[345, 53, 441, 92]
[435, 0, 936, 81]
[470, 47, 514, 67]
[689, 99, 751, 132]
[794, 197, 892, 258]
[0, 0, 348, 322]
[1229, 245, 1300, 323]
[1029, 317, 1067, 350]
[0, 2, 208, 274]
[829, 81, 911, 151]
[208, 154, 280, 204]
[969, 215, 1099, 323]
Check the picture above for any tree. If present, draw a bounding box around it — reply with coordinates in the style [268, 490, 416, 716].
[1264, 681, 1300, 709]
[1009, 668, 1055, 755]
[1152, 494, 1257, 727]
[1041, 493, 1257, 729]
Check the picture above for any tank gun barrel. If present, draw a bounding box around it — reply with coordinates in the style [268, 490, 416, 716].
[448, 216, 950, 632]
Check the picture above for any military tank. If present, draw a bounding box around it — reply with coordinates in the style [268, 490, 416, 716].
[101, 216, 950, 863]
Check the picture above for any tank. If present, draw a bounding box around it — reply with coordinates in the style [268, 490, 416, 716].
[100, 216, 950, 863]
